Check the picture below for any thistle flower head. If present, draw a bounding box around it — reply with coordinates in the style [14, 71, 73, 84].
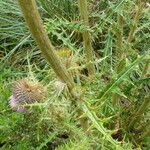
[9, 78, 46, 112]
[56, 48, 72, 58]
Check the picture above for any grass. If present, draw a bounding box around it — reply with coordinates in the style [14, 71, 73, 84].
[0, 0, 150, 149]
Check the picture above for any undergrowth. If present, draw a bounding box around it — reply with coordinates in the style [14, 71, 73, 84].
[0, 0, 150, 150]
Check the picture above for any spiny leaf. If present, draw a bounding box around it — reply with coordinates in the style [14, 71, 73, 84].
[82, 103, 123, 149]
[97, 55, 146, 102]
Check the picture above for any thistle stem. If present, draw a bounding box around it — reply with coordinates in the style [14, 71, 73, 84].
[129, 96, 150, 129]
[127, 0, 145, 43]
[17, 0, 74, 90]
[116, 14, 124, 59]
[140, 120, 150, 140]
[78, 0, 95, 75]
[142, 60, 149, 77]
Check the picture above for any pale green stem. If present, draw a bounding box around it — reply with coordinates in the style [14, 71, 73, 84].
[129, 96, 150, 129]
[78, 0, 95, 75]
[142, 61, 149, 77]
[127, 0, 145, 43]
[17, 0, 74, 90]
[116, 14, 124, 59]
[140, 120, 150, 140]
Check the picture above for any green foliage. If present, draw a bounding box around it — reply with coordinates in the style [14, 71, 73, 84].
[39, 0, 78, 20]
[0, 0, 31, 50]
[56, 137, 90, 150]
[0, 0, 150, 149]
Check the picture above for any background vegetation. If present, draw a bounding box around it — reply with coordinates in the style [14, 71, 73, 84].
[0, 0, 150, 149]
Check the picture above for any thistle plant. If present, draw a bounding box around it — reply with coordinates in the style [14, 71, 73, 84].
[78, 0, 95, 75]
[1, 0, 150, 149]
[16, 1, 122, 147]
[9, 78, 46, 112]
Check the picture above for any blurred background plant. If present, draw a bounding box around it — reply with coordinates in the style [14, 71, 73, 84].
[0, 0, 150, 149]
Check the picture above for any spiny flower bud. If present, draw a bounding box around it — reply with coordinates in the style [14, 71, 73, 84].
[9, 78, 46, 112]
[54, 80, 66, 94]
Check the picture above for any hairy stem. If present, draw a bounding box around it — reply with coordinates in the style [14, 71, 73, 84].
[17, 0, 74, 90]
[129, 96, 150, 129]
[127, 0, 145, 43]
[116, 14, 124, 59]
[142, 60, 149, 77]
[78, 0, 95, 75]
[140, 120, 150, 140]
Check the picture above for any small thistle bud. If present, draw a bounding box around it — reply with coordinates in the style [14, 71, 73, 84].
[8, 78, 46, 112]
[54, 80, 66, 93]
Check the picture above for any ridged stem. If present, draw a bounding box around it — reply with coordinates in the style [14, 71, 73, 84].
[127, 0, 145, 43]
[128, 96, 150, 129]
[140, 120, 150, 140]
[116, 14, 124, 59]
[142, 61, 149, 77]
[78, 0, 95, 75]
[17, 0, 74, 90]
